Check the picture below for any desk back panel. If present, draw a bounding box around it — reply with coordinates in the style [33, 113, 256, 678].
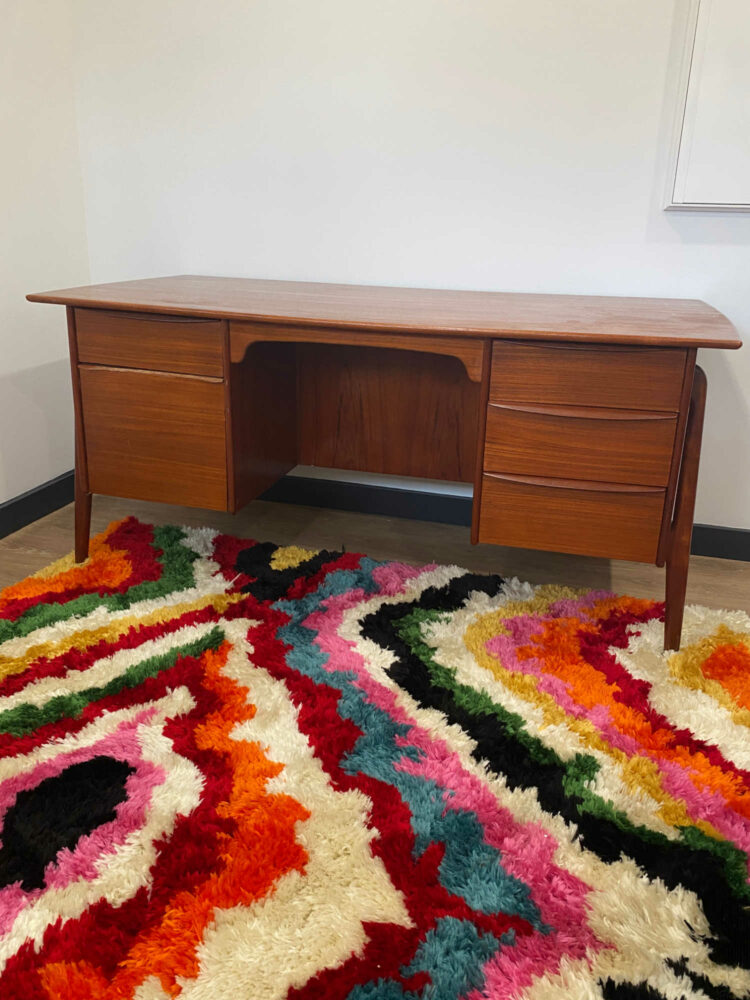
[296, 344, 480, 482]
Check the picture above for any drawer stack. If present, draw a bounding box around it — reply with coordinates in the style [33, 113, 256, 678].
[477, 341, 689, 563]
[75, 309, 229, 510]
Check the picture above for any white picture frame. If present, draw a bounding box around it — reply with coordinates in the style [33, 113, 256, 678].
[665, 0, 750, 211]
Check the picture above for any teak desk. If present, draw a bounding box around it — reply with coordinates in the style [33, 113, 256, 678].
[28, 276, 741, 650]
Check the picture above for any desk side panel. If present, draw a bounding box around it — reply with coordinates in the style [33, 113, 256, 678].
[230, 342, 298, 511]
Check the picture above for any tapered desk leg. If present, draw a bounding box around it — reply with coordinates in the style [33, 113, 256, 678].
[67, 305, 91, 563]
[75, 483, 92, 563]
[664, 366, 707, 652]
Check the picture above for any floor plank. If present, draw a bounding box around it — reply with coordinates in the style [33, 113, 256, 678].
[1, 496, 749, 614]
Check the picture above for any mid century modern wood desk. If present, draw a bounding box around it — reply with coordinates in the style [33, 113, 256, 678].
[27, 276, 741, 650]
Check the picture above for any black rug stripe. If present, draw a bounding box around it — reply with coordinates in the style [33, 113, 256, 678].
[0, 756, 134, 891]
[236, 542, 346, 602]
[601, 980, 668, 1000]
[359, 572, 750, 970]
[667, 959, 745, 1000]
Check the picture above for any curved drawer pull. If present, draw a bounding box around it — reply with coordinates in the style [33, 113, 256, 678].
[488, 402, 675, 421]
[510, 341, 653, 354]
[483, 472, 664, 495]
[84, 308, 217, 324]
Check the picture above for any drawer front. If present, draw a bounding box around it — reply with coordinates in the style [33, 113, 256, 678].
[490, 341, 686, 411]
[478, 473, 664, 562]
[484, 404, 677, 486]
[76, 309, 224, 376]
[80, 366, 228, 510]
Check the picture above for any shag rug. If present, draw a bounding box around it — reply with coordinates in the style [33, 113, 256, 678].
[0, 518, 749, 1000]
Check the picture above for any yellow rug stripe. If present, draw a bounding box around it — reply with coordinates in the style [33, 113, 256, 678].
[464, 590, 722, 839]
[0, 591, 244, 680]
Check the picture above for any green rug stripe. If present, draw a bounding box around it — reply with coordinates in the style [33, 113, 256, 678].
[0, 626, 225, 737]
[395, 608, 561, 767]
[0, 525, 199, 644]
[394, 607, 750, 902]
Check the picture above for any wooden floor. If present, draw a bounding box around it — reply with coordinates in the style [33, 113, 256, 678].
[1, 496, 749, 613]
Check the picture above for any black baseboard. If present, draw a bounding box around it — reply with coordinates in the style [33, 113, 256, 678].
[691, 523, 750, 562]
[0, 471, 74, 539]
[260, 476, 473, 526]
[2, 470, 749, 563]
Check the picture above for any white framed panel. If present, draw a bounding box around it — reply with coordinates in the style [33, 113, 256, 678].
[667, 0, 750, 211]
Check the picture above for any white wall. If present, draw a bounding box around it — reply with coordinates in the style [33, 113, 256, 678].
[20, 0, 750, 529]
[0, 0, 89, 504]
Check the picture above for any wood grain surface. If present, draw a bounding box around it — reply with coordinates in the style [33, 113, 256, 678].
[75, 308, 224, 376]
[296, 345, 479, 482]
[79, 366, 228, 510]
[230, 342, 298, 510]
[230, 321, 485, 381]
[490, 341, 687, 411]
[478, 473, 665, 562]
[27, 275, 741, 348]
[483, 403, 677, 486]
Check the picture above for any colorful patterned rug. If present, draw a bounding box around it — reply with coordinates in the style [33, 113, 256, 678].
[0, 517, 749, 999]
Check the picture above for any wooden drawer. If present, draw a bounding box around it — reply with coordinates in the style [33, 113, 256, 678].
[75, 309, 224, 376]
[79, 366, 228, 510]
[490, 341, 686, 411]
[478, 473, 664, 562]
[483, 403, 677, 487]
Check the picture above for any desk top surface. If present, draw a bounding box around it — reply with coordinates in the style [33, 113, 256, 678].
[27, 275, 741, 348]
